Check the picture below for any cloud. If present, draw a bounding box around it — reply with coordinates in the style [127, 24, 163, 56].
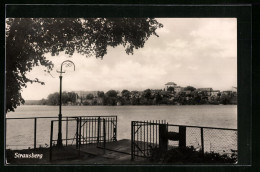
[21, 18, 237, 100]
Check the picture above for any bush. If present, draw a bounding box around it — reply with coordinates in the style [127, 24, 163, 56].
[149, 146, 237, 164]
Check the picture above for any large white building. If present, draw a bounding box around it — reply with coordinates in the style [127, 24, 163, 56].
[165, 82, 177, 90]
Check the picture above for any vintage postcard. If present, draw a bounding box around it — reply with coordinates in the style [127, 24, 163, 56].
[4, 4, 252, 166]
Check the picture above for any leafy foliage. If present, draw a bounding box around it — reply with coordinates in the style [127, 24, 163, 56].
[105, 90, 118, 98]
[34, 88, 237, 106]
[184, 86, 196, 92]
[103, 90, 118, 105]
[5, 18, 163, 112]
[121, 89, 130, 99]
[86, 93, 94, 100]
[167, 86, 175, 92]
[45, 91, 77, 105]
[143, 89, 152, 99]
[149, 146, 237, 164]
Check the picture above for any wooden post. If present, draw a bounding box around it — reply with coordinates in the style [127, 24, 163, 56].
[201, 128, 204, 154]
[179, 126, 186, 148]
[159, 124, 168, 154]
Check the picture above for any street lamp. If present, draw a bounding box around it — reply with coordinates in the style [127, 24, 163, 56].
[56, 60, 75, 147]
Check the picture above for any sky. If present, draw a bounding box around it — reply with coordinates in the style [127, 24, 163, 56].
[21, 18, 237, 100]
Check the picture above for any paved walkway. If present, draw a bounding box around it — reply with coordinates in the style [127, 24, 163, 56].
[6, 139, 149, 165]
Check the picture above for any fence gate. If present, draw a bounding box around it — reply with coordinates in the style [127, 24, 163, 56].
[78, 116, 117, 148]
[49, 116, 117, 161]
[77, 117, 107, 149]
[131, 120, 166, 160]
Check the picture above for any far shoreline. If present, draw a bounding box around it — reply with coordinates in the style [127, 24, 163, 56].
[22, 103, 237, 106]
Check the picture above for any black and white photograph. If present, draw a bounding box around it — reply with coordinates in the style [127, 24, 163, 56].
[5, 16, 239, 165]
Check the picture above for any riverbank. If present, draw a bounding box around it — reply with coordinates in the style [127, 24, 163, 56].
[24, 102, 237, 106]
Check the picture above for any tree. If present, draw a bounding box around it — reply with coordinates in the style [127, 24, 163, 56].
[106, 90, 118, 98]
[220, 94, 232, 105]
[167, 87, 175, 92]
[184, 86, 196, 92]
[121, 89, 130, 99]
[86, 93, 94, 100]
[121, 89, 131, 105]
[61, 91, 77, 104]
[47, 92, 60, 105]
[97, 91, 105, 98]
[67, 92, 77, 103]
[143, 89, 152, 99]
[5, 18, 163, 112]
[155, 93, 163, 105]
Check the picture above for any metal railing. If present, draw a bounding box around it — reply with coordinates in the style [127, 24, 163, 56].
[167, 124, 237, 155]
[131, 120, 167, 159]
[6, 116, 59, 150]
[5, 115, 117, 151]
[131, 120, 237, 160]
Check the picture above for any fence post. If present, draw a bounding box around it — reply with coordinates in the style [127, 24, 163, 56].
[66, 117, 68, 146]
[103, 118, 106, 154]
[79, 117, 82, 148]
[97, 117, 100, 144]
[201, 127, 204, 154]
[179, 126, 186, 148]
[34, 118, 37, 149]
[76, 118, 79, 149]
[159, 123, 168, 154]
[115, 116, 117, 141]
[49, 121, 53, 162]
[131, 121, 134, 161]
[78, 117, 82, 157]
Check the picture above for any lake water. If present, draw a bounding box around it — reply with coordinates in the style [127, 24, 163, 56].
[6, 105, 237, 150]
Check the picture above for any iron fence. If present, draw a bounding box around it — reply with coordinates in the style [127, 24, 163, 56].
[79, 116, 117, 146]
[6, 116, 117, 150]
[167, 124, 237, 154]
[49, 116, 117, 161]
[6, 115, 117, 161]
[6, 117, 59, 150]
[131, 120, 166, 159]
[49, 118, 80, 161]
[131, 120, 237, 160]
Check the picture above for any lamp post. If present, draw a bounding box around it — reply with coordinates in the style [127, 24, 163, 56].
[56, 60, 75, 147]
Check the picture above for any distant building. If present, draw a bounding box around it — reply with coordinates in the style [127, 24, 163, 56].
[222, 91, 233, 96]
[165, 82, 177, 90]
[197, 88, 213, 92]
[210, 90, 220, 97]
[75, 91, 98, 99]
